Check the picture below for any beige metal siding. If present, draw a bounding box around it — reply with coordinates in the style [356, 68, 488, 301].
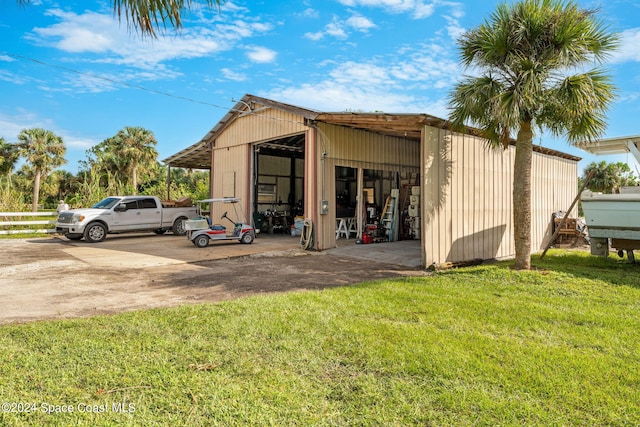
[215, 107, 307, 148]
[313, 123, 420, 250]
[210, 144, 251, 221]
[422, 126, 577, 266]
[531, 154, 578, 250]
[317, 123, 420, 169]
[209, 105, 306, 221]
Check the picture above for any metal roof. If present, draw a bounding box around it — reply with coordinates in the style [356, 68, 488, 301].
[163, 93, 581, 169]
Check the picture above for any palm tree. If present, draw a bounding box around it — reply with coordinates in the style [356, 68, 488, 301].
[86, 136, 130, 187]
[448, 0, 618, 270]
[18, 0, 221, 37]
[583, 161, 638, 194]
[17, 128, 67, 211]
[0, 137, 20, 176]
[114, 126, 158, 192]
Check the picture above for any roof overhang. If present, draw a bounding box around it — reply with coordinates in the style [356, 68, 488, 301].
[163, 140, 212, 170]
[580, 135, 640, 163]
[314, 112, 448, 140]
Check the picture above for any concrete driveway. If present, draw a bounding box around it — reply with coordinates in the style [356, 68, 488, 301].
[57, 232, 303, 268]
[0, 233, 425, 325]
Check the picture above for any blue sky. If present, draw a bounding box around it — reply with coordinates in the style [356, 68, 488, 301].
[2, 0, 640, 174]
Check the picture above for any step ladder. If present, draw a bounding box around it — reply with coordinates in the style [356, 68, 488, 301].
[381, 189, 400, 242]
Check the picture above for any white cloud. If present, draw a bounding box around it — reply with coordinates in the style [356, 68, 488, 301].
[305, 14, 374, 41]
[346, 15, 376, 31]
[246, 46, 277, 63]
[0, 55, 16, 62]
[444, 15, 465, 40]
[31, 9, 117, 53]
[266, 80, 447, 115]
[26, 7, 275, 83]
[336, 0, 437, 19]
[612, 28, 640, 62]
[266, 45, 461, 115]
[445, 1, 465, 19]
[325, 19, 348, 39]
[618, 92, 640, 103]
[304, 31, 325, 41]
[221, 68, 248, 82]
[329, 62, 393, 86]
[413, 2, 435, 19]
[16, 6, 280, 96]
[299, 8, 320, 19]
[0, 70, 31, 85]
[0, 111, 94, 149]
[0, 112, 36, 140]
[64, 135, 96, 150]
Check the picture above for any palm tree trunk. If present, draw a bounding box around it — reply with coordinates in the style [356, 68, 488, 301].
[513, 120, 533, 270]
[32, 169, 42, 212]
[132, 162, 138, 194]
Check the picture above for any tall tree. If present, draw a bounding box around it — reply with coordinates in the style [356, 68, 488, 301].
[448, 0, 618, 270]
[17, 128, 67, 211]
[85, 136, 130, 187]
[18, 0, 221, 37]
[0, 137, 20, 176]
[113, 126, 158, 192]
[583, 161, 638, 194]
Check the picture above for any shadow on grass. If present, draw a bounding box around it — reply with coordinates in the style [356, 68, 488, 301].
[532, 249, 640, 288]
[428, 249, 640, 291]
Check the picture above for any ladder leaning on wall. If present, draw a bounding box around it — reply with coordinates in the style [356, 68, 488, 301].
[381, 188, 400, 242]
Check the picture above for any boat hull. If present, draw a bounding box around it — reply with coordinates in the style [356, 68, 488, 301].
[581, 191, 640, 257]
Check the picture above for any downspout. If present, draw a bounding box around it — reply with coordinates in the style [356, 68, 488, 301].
[321, 150, 327, 204]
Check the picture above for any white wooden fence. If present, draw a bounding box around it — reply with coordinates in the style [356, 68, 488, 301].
[0, 212, 58, 235]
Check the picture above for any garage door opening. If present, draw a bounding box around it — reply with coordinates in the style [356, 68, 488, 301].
[253, 134, 305, 237]
[335, 166, 420, 243]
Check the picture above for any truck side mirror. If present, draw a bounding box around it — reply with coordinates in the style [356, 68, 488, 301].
[114, 204, 127, 212]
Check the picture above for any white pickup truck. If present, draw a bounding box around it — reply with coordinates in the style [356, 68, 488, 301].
[55, 196, 199, 242]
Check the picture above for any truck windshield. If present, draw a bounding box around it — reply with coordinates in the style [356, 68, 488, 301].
[91, 197, 120, 209]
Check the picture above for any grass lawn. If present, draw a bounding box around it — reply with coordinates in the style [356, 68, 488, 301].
[0, 249, 638, 426]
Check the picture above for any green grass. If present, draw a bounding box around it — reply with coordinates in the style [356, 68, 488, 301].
[0, 232, 54, 239]
[0, 249, 639, 426]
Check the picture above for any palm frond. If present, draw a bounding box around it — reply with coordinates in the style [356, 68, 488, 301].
[449, 0, 617, 149]
[21, 0, 222, 37]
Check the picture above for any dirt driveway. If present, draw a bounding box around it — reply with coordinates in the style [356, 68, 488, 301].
[0, 234, 424, 325]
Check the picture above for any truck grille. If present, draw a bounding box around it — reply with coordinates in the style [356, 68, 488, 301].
[57, 212, 74, 224]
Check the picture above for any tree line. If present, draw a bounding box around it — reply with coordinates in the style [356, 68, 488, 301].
[0, 126, 208, 212]
[582, 161, 638, 194]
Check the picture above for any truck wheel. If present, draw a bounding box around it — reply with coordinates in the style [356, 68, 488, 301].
[172, 217, 187, 236]
[153, 229, 166, 235]
[84, 222, 107, 243]
[194, 235, 209, 248]
[241, 232, 255, 244]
